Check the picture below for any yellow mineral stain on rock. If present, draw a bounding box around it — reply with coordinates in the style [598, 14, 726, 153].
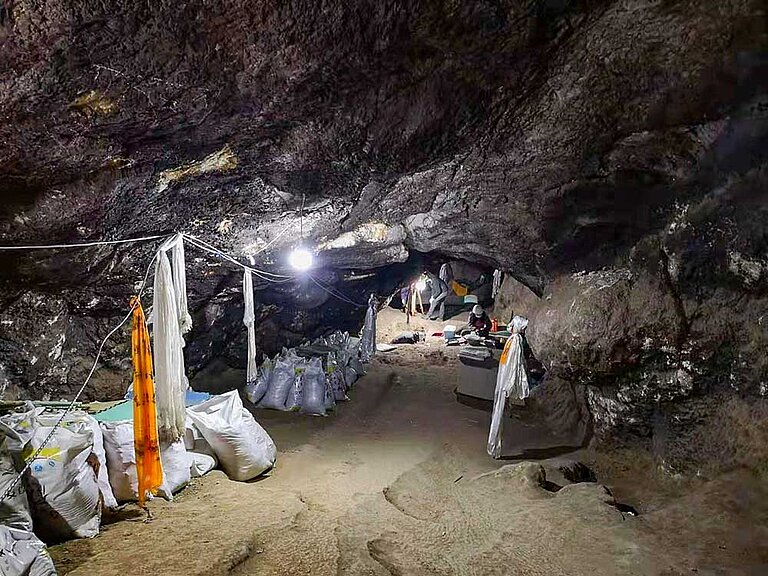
[157, 145, 238, 192]
[318, 222, 391, 250]
[70, 90, 117, 116]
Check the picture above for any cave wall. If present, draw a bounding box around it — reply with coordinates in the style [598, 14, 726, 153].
[0, 0, 766, 465]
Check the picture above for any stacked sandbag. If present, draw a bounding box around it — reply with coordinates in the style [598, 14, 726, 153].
[0, 438, 57, 574]
[245, 357, 273, 405]
[251, 331, 363, 415]
[183, 420, 218, 478]
[0, 525, 57, 576]
[258, 353, 296, 410]
[326, 353, 348, 402]
[0, 409, 103, 543]
[186, 391, 276, 482]
[284, 356, 307, 412]
[84, 417, 118, 510]
[300, 357, 327, 416]
[0, 441, 33, 531]
[100, 420, 190, 502]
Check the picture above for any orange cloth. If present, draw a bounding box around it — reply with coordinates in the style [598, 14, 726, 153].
[499, 336, 514, 366]
[451, 281, 468, 297]
[130, 297, 163, 506]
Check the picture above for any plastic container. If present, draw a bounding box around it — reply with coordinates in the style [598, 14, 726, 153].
[443, 325, 457, 340]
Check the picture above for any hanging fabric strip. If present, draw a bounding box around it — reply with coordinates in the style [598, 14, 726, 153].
[487, 316, 530, 458]
[492, 269, 503, 300]
[152, 251, 188, 444]
[170, 234, 192, 334]
[243, 270, 258, 384]
[130, 297, 164, 506]
[360, 294, 377, 363]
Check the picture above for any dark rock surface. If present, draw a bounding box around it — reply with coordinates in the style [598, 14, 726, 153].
[0, 0, 766, 467]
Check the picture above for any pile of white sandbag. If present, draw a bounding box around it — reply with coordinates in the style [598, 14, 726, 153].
[0, 390, 277, 564]
[0, 408, 114, 544]
[0, 407, 114, 575]
[186, 391, 276, 481]
[100, 421, 191, 503]
[0, 524, 57, 576]
[101, 390, 277, 496]
[245, 331, 365, 416]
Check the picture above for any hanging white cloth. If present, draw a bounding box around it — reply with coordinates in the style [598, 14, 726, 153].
[487, 315, 530, 458]
[170, 234, 192, 334]
[360, 294, 377, 363]
[492, 269, 503, 299]
[243, 270, 258, 384]
[153, 250, 188, 444]
[439, 263, 453, 286]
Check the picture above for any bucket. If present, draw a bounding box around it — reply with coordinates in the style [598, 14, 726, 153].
[443, 325, 457, 340]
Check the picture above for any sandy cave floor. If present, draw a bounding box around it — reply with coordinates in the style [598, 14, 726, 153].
[50, 309, 768, 576]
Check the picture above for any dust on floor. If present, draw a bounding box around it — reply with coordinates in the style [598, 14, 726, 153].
[50, 310, 768, 575]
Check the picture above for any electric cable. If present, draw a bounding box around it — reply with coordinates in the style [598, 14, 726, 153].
[308, 274, 367, 308]
[182, 234, 295, 283]
[245, 225, 293, 257]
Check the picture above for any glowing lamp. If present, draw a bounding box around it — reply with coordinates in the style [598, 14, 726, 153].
[289, 247, 313, 271]
[415, 279, 427, 292]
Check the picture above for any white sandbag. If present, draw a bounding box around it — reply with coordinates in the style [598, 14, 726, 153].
[285, 358, 306, 411]
[101, 421, 190, 502]
[323, 373, 336, 411]
[487, 316, 530, 459]
[99, 421, 136, 503]
[184, 420, 218, 477]
[83, 416, 118, 510]
[0, 525, 57, 576]
[0, 411, 102, 542]
[245, 358, 273, 405]
[0, 442, 32, 531]
[5, 411, 117, 511]
[183, 420, 218, 464]
[349, 355, 365, 378]
[300, 358, 326, 416]
[186, 391, 276, 482]
[344, 365, 359, 387]
[189, 452, 217, 478]
[327, 354, 347, 401]
[259, 355, 294, 410]
[158, 440, 191, 499]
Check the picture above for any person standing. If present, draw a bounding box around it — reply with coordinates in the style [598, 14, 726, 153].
[425, 270, 449, 321]
[399, 285, 410, 314]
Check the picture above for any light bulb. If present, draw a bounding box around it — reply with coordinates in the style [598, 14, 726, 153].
[289, 247, 313, 271]
[415, 279, 427, 292]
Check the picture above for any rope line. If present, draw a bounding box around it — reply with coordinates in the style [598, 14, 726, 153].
[0, 234, 170, 250]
